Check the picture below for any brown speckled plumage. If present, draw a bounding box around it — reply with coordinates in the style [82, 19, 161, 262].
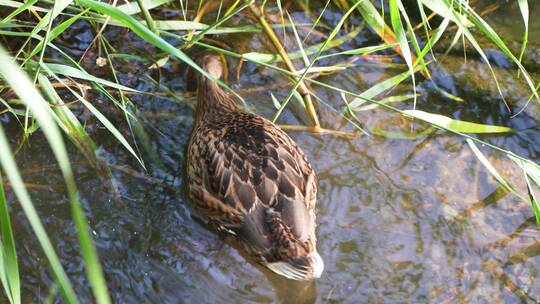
[186, 55, 323, 280]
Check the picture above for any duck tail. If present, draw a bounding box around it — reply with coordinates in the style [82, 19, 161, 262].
[267, 251, 324, 280]
[265, 209, 324, 280]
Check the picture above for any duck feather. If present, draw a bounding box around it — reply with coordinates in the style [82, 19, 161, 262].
[186, 54, 322, 279]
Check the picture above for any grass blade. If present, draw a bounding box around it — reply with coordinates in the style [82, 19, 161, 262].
[509, 155, 540, 228]
[303, 0, 330, 43]
[136, 0, 158, 35]
[13, 0, 71, 60]
[37, 74, 103, 171]
[0, 174, 20, 304]
[397, 1, 429, 75]
[76, 0, 240, 100]
[23, 8, 89, 62]
[183, 0, 252, 48]
[0, 0, 46, 13]
[39, 62, 139, 92]
[466, 139, 519, 196]
[317, 42, 392, 60]
[116, 0, 172, 15]
[403, 110, 513, 133]
[356, 94, 417, 111]
[389, 0, 417, 108]
[1, 0, 39, 22]
[448, 0, 539, 107]
[517, 0, 529, 66]
[349, 65, 423, 109]
[509, 156, 540, 190]
[286, 11, 309, 67]
[525, 175, 540, 228]
[420, 0, 473, 27]
[0, 44, 79, 304]
[40, 63, 145, 169]
[272, 0, 364, 122]
[244, 27, 362, 63]
[0, 44, 111, 304]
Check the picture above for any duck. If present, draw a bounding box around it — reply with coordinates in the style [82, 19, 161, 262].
[186, 54, 323, 280]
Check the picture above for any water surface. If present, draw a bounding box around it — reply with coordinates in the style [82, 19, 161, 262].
[3, 1, 540, 303]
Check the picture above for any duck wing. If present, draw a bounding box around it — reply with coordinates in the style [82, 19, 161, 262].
[188, 112, 317, 249]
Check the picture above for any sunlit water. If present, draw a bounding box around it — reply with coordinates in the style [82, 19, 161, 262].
[4, 1, 540, 303]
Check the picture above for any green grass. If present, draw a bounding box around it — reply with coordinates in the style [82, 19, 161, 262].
[0, 0, 538, 302]
[0, 174, 20, 304]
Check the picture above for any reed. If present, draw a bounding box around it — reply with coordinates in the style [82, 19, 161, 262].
[0, 0, 538, 302]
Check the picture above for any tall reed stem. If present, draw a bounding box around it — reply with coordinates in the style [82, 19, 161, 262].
[248, 3, 321, 129]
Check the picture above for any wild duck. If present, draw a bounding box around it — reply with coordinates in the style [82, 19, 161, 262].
[186, 54, 323, 280]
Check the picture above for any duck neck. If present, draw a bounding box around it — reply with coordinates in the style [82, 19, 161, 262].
[196, 78, 239, 122]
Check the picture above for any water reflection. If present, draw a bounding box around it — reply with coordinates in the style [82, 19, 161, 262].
[222, 232, 318, 304]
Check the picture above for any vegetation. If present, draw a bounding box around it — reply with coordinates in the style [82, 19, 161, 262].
[0, 0, 538, 302]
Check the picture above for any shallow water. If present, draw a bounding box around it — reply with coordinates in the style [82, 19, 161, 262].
[3, 1, 540, 303]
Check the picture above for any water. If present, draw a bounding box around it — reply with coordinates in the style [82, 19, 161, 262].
[3, 1, 540, 303]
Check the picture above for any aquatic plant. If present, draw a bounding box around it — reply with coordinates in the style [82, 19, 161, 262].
[0, 0, 538, 302]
